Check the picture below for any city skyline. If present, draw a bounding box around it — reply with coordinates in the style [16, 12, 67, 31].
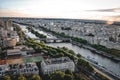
[0, 0, 120, 21]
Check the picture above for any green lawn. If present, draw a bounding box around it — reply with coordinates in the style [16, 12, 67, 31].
[23, 56, 43, 63]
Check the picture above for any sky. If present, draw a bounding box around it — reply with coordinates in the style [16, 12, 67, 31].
[0, 0, 120, 21]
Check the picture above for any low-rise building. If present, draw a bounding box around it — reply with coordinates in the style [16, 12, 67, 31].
[7, 48, 26, 57]
[10, 31, 19, 42]
[1, 38, 17, 48]
[0, 63, 39, 76]
[41, 57, 75, 74]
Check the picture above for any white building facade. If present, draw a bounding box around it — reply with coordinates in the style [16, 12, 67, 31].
[41, 57, 75, 74]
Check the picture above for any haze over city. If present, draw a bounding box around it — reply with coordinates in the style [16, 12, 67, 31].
[0, 0, 120, 21]
[0, 0, 120, 80]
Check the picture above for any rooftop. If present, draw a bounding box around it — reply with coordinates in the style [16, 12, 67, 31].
[0, 62, 39, 76]
[45, 57, 71, 65]
[7, 49, 22, 56]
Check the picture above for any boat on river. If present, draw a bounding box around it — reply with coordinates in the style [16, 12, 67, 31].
[87, 56, 98, 64]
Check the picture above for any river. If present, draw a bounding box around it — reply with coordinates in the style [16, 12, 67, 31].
[47, 43, 120, 77]
[18, 24, 120, 78]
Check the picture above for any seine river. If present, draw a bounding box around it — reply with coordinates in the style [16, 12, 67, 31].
[47, 43, 120, 77]
[19, 24, 120, 78]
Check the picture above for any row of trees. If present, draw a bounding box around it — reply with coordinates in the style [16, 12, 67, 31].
[24, 39, 95, 80]
[77, 58, 94, 72]
[39, 26, 88, 44]
[25, 39, 75, 59]
[26, 39, 94, 72]
[43, 70, 86, 80]
[27, 27, 46, 38]
[2, 74, 42, 80]
[91, 44, 120, 57]
[40, 26, 120, 57]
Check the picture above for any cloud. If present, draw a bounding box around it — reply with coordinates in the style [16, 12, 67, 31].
[0, 8, 120, 21]
[87, 7, 120, 13]
[101, 15, 120, 21]
[0, 9, 32, 17]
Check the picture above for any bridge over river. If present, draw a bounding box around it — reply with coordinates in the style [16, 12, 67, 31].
[33, 38, 72, 43]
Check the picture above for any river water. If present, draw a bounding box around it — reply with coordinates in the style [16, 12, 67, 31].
[18, 24, 120, 77]
[47, 43, 120, 77]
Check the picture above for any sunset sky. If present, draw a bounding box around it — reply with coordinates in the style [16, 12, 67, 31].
[0, 0, 120, 21]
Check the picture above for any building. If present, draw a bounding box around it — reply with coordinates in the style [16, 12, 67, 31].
[0, 63, 39, 76]
[41, 57, 75, 74]
[0, 19, 4, 27]
[2, 38, 17, 47]
[7, 48, 26, 57]
[0, 29, 7, 38]
[10, 31, 19, 42]
[3, 20, 12, 30]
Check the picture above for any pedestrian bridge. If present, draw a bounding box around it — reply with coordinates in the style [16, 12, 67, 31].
[33, 38, 72, 43]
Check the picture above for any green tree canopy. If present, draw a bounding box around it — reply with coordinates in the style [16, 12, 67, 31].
[31, 75, 42, 80]
[50, 71, 65, 80]
[4, 75, 11, 80]
[64, 74, 73, 80]
[18, 75, 26, 80]
[65, 69, 73, 76]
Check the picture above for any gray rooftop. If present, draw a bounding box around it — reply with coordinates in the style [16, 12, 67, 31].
[45, 57, 72, 65]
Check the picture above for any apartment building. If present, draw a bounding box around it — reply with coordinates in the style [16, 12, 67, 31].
[41, 57, 75, 74]
[0, 63, 39, 76]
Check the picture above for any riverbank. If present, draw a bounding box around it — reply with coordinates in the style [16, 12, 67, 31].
[71, 41, 120, 62]
[84, 57, 120, 80]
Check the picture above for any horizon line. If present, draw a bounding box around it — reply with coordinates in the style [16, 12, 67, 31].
[1, 16, 120, 23]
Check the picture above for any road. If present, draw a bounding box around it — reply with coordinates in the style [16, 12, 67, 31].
[84, 58, 120, 80]
[93, 67, 114, 80]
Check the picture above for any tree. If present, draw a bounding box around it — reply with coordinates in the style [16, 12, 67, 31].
[50, 71, 65, 80]
[65, 69, 73, 76]
[74, 73, 81, 80]
[43, 74, 50, 80]
[64, 74, 73, 80]
[77, 54, 81, 58]
[77, 58, 94, 72]
[68, 50, 75, 55]
[62, 47, 68, 51]
[4, 75, 11, 80]
[31, 75, 42, 80]
[40, 41, 45, 45]
[18, 75, 26, 80]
